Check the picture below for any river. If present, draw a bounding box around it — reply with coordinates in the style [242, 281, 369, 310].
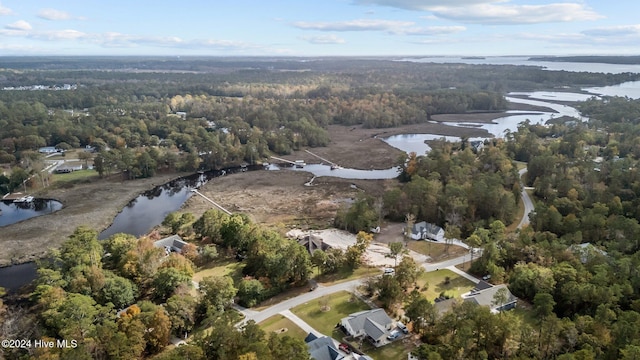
[3, 62, 640, 293]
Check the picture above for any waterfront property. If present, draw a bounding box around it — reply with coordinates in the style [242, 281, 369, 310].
[153, 234, 188, 254]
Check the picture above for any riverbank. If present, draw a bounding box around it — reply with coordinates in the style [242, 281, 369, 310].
[282, 101, 554, 170]
[182, 170, 391, 228]
[0, 172, 185, 267]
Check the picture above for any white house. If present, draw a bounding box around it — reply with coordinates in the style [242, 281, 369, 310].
[408, 221, 445, 242]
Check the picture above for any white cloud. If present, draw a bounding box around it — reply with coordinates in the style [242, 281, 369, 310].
[582, 25, 640, 37]
[302, 34, 347, 44]
[354, 0, 496, 10]
[293, 19, 414, 32]
[354, 0, 602, 25]
[5, 20, 32, 31]
[0, 3, 12, 16]
[429, 3, 602, 24]
[395, 25, 466, 35]
[38, 8, 83, 21]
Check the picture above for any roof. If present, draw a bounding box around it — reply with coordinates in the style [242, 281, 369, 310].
[472, 280, 493, 292]
[343, 309, 393, 338]
[298, 234, 330, 254]
[433, 298, 458, 316]
[153, 235, 188, 251]
[464, 284, 517, 309]
[411, 221, 443, 237]
[306, 336, 344, 360]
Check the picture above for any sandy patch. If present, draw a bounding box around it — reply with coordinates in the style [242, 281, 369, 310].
[287, 228, 429, 267]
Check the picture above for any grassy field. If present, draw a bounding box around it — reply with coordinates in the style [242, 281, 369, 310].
[416, 269, 475, 300]
[315, 266, 379, 285]
[361, 339, 413, 360]
[258, 315, 308, 339]
[407, 241, 468, 260]
[291, 290, 370, 336]
[192, 257, 245, 283]
[52, 169, 97, 183]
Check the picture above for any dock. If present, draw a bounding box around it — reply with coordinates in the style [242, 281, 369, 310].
[189, 189, 233, 216]
[304, 150, 342, 169]
[270, 156, 306, 167]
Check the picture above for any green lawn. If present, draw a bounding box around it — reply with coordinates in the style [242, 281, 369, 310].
[259, 315, 308, 339]
[416, 269, 475, 301]
[315, 266, 379, 285]
[291, 290, 370, 336]
[52, 169, 97, 182]
[407, 241, 468, 260]
[193, 257, 245, 283]
[362, 340, 412, 360]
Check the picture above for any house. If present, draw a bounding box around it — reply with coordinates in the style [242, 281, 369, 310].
[298, 233, 330, 255]
[433, 298, 459, 318]
[408, 221, 445, 242]
[38, 146, 59, 154]
[153, 235, 188, 255]
[463, 284, 518, 313]
[469, 140, 485, 153]
[305, 334, 344, 360]
[570, 243, 608, 264]
[340, 309, 394, 347]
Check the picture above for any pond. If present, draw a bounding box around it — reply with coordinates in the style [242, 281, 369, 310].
[0, 198, 63, 227]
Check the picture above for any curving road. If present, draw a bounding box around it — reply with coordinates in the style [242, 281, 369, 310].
[517, 168, 535, 229]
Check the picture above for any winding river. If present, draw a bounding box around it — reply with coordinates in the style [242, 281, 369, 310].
[3, 72, 640, 293]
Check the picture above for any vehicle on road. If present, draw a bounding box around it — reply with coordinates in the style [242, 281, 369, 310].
[338, 343, 351, 353]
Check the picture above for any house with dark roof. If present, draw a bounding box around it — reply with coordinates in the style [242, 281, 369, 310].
[463, 284, 518, 313]
[408, 221, 445, 242]
[298, 233, 330, 255]
[340, 309, 394, 347]
[153, 235, 188, 255]
[305, 334, 344, 360]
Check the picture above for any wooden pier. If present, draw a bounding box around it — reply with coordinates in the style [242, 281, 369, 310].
[304, 150, 342, 169]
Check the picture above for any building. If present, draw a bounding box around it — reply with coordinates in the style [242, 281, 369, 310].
[153, 235, 188, 255]
[340, 309, 394, 347]
[297, 233, 330, 255]
[463, 284, 518, 313]
[569, 243, 608, 264]
[38, 146, 60, 154]
[408, 221, 445, 242]
[305, 334, 344, 360]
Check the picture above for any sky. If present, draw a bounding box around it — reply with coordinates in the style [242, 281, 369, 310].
[0, 0, 638, 57]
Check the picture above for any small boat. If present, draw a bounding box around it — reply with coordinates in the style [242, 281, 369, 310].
[294, 160, 306, 168]
[13, 195, 34, 203]
[330, 164, 342, 170]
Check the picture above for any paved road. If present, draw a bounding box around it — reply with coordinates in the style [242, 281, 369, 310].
[517, 168, 535, 229]
[237, 278, 364, 326]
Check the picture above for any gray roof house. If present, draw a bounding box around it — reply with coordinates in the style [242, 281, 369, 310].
[298, 234, 330, 255]
[409, 221, 445, 242]
[570, 243, 608, 264]
[305, 334, 344, 360]
[464, 284, 518, 313]
[340, 309, 394, 347]
[153, 235, 188, 254]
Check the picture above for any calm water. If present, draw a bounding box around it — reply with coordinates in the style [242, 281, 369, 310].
[287, 164, 401, 179]
[0, 199, 63, 227]
[400, 56, 640, 74]
[584, 81, 640, 99]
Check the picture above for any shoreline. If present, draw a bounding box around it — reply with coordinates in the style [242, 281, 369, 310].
[0, 172, 186, 267]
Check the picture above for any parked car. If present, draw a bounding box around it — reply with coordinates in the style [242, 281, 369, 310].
[383, 268, 395, 276]
[338, 343, 351, 353]
[397, 322, 409, 334]
[387, 330, 401, 341]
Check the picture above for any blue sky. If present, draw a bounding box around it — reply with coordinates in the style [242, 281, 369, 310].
[0, 0, 638, 56]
